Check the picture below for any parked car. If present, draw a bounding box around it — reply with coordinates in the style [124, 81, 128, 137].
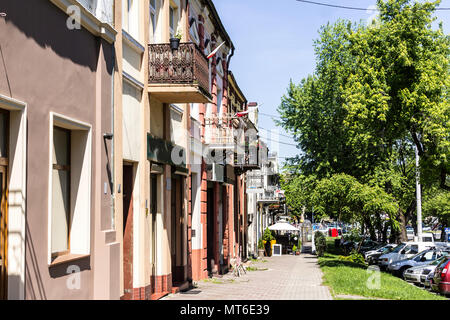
[378, 242, 435, 270]
[418, 255, 450, 287]
[358, 240, 383, 253]
[365, 244, 396, 264]
[406, 227, 415, 241]
[423, 270, 435, 290]
[391, 248, 449, 278]
[431, 257, 450, 296]
[388, 248, 443, 277]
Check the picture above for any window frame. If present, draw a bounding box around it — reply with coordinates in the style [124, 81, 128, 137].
[48, 112, 92, 265]
[149, 0, 157, 42]
[169, 6, 175, 38]
[51, 126, 72, 260]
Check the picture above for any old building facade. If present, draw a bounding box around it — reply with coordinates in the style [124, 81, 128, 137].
[0, 0, 119, 299]
[0, 0, 279, 300]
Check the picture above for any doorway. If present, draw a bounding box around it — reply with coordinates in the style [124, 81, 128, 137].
[150, 174, 158, 284]
[206, 185, 214, 274]
[0, 109, 8, 300]
[171, 175, 184, 284]
[0, 166, 7, 300]
[122, 164, 134, 300]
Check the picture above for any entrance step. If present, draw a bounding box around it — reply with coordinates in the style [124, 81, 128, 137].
[171, 281, 190, 294]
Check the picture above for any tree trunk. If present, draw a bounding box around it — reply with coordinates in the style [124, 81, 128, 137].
[389, 219, 400, 244]
[363, 215, 377, 241]
[382, 221, 388, 243]
[398, 208, 408, 242]
[441, 222, 448, 242]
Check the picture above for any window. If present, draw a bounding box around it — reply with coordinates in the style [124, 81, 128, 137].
[49, 114, 92, 264]
[189, 18, 199, 45]
[410, 245, 419, 254]
[169, 6, 175, 38]
[149, 0, 157, 42]
[216, 55, 224, 77]
[0, 110, 8, 159]
[217, 87, 223, 117]
[123, 0, 140, 40]
[51, 127, 71, 257]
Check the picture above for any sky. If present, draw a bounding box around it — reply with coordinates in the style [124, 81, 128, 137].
[214, 0, 450, 165]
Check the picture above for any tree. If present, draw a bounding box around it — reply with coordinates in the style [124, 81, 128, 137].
[311, 174, 399, 241]
[423, 188, 450, 240]
[280, 173, 316, 219]
[277, 20, 379, 180]
[278, 0, 449, 241]
[343, 0, 450, 191]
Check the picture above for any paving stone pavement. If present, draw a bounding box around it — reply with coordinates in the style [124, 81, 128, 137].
[162, 254, 332, 300]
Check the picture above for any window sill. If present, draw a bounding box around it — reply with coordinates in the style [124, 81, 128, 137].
[50, 254, 90, 267]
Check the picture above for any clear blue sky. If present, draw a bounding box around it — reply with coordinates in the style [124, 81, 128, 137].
[214, 0, 450, 165]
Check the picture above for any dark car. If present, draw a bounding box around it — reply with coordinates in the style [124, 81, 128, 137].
[431, 256, 450, 296]
[358, 240, 382, 254]
[365, 244, 396, 265]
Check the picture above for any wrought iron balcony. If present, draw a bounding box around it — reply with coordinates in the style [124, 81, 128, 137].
[148, 42, 212, 103]
[258, 190, 281, 204]
[234, 141, 260, 172]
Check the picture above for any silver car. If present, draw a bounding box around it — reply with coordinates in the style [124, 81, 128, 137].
[404, 264, 432, 284]
[388, 248, 447, 278]
[419, 255, 450, 287]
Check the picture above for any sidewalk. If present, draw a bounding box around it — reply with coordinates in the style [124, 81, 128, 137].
[162, 253, 332, 300]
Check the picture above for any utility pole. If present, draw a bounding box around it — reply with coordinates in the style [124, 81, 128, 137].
[415, 144, 423, 242]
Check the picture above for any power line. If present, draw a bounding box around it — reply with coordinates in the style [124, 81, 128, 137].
[259, 135, 299, 147]
[259, 112, 281, 120]
[258, 127, 296, 140]
[295, 0, 450, 11]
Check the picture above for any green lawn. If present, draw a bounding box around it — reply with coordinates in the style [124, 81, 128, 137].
[318, 240, 447, 300]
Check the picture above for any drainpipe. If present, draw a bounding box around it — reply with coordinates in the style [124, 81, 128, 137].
[226, 46, 234, 73]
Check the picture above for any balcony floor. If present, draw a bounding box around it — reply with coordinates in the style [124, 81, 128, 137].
[148, 83, 212, 103]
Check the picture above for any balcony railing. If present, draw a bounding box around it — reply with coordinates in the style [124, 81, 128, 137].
[258, 190, 281, 203]
[148, 43, 211, 101]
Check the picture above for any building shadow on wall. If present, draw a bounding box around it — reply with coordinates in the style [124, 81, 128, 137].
[25, 221, 47, 300]
[2, 0, 114, 75]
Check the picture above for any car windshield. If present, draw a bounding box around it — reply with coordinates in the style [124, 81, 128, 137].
[380, 245, 393, 253]
[430, 256, 447, 266]
[412, 250, 427, 261]
[391, 243, 406, 253]
[437, 258, 450, 268]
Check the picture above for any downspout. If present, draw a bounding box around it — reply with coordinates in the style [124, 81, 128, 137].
[226, 46, 234, 74]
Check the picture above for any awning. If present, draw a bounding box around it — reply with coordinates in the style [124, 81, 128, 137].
[268, 222, 300, 232]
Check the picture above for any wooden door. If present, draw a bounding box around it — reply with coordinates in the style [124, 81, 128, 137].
[0, 165, 7, 300]
[122, 165, 134, 300]
[170, 177, 177, 280]
[150, 174, 157, 279]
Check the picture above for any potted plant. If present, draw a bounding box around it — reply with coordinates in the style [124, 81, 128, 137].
[262, 228, 275, 257]
[170, 25, 182, 51]
[296, 239, 302, 255]
[258, 239, 265, 258]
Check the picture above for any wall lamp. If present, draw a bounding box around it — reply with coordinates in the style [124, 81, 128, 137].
[103, 133, 114, 140]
